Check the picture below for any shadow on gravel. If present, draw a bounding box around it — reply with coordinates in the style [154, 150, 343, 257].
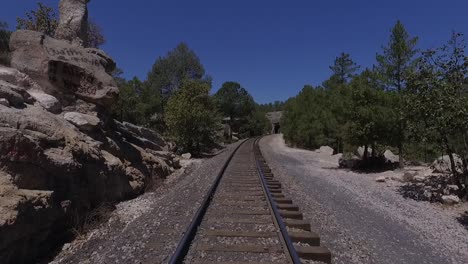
[397, 184, 428, 201]
[457, 211, 468, 230]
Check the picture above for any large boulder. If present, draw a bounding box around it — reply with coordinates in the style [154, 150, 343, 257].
[431, 154, 463, 174]
[383, 150, 399, 166]
[9, 30, 118, 107]
[316, 146, 334, 156]
[54, 0, 88, 46]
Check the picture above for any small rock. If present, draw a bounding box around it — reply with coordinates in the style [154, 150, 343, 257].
[62, 243, 71, 251]
[447, 185, 459, 192]
[441, 195, 460, 205]
[376, 176, 386, 183]
[181, 153, 192, 160]
[64, 112, 100, 131]
[413, 175, 425, 182]
[0, 98, 9, 107]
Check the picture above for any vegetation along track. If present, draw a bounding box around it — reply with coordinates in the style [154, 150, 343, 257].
[169, 138, 331, 264]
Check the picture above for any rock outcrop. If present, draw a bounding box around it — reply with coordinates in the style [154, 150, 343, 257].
[54, 0, 88, 47]
[0, 3, 178, 263]
[10, 30, 118, 108]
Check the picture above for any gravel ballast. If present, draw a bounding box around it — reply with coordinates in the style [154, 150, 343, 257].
[260, 134, 468, 264]
[51, 141, 244, 264]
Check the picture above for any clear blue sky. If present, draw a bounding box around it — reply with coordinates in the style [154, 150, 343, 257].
[1, 0, 467, 103]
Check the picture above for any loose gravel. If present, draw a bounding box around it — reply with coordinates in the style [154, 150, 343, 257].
[260, 134, 468, 264]
[51, 141, 243, 264]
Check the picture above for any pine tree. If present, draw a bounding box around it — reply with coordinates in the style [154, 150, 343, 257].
[376, 20, 419, 167]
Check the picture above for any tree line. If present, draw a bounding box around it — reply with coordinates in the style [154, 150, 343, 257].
[281, 21, 468, 193]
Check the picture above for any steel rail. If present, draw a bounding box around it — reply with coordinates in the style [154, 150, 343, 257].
[254, 139, 302, 264]
[168, 139, 249, 264]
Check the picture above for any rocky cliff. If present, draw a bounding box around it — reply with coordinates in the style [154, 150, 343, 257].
[0, 2, 178, 263]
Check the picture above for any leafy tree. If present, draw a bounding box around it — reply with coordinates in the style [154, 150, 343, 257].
[0, 21, 11, 65]
[405, 32, 468, 192]
[16, 3, 58, 36]
[346, 69, 398, 159]
[330, 52, 360, 84]
[146, 43, 206, 102]
[214, 82, 255, 119]
[115, 77, 143, 124]
[165, 80, 219, 154]
[214, 81, 256, 140]
[376, 20, 419, 167]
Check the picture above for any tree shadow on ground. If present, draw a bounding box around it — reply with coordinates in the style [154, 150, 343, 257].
[457, 211, 468, 230]
[397, 183, 429, 201]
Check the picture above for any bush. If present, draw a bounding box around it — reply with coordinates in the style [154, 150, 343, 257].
[165, 80, 220, 154]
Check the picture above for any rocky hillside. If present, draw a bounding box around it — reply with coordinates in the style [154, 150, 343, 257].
[0, 1, 179, 263]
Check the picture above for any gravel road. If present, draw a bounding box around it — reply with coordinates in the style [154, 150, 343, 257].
[51, 141, 244, 264]
[260, 134, 468, 264]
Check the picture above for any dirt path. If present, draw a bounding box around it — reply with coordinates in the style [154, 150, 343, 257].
[260, 134, 468, 264]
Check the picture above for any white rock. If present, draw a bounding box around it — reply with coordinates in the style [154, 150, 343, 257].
[376, 176, 386, 182]
[0, 98, 9, 107]
[317, 146, 334, 156]
[441, 195, 460, 205]
[447, 185, 459, 192]
[64, 112, 100, 131]
[181, 153, 192, 160]
[28, 91, 61, 113]
[384, 150, 399, 164]
[413, 175, 426, 182]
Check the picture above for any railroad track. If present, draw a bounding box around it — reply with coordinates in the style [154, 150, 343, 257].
[169, 138, 331, 264]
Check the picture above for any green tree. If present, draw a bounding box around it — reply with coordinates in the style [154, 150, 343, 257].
[405, 32, 468, 193]
[146, 43, 206, 102]
[165, 80, 219, 154]
[376, 20, 419, 167]
[0, 21, 11, 65]
[346, 69, 398, 159]
[115, 77, 143, 124]
[329, 52, 360, 84]
[215, 81, 255, 119]
[214, 81, 256, 140]
[16, 3, 58, 36]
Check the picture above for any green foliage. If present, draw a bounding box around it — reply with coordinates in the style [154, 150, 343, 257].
[330, 52, 360, 84]
[146, 43, 206, 103]
[376, 20, 419, 92]
[405, 32, 468, 185]
[165, 80, 220, 154]
[0, 21, 11, 65]
[214, 81, 255, 119]
[16, 3, 58, 36]
[114, 77, 144, 124]
[346, 70, 398, 153]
